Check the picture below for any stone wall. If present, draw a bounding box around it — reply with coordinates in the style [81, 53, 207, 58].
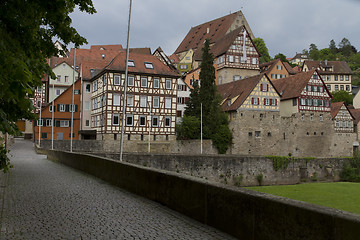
[94, 152, 348, 186]
[44, 149, 360, 240]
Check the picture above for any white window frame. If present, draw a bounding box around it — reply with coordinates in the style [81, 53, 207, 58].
[114, 94, 121, 106]
[153, 96, 159, 108]
[165, 97, 172, 109]
[86, 84, 91, 92]
[112, 114, 120, 126]
[128, 60, 135, 67]
[59, 104, 66, 112]
[128, 76, 134, 86]
[126, 114, 133, 126]
[164, 116, 171, 127]
[165, 79, 172, 89]
[140, 96, 147, 108]
[141, 77, 147, 88]
[60, 120, 69, 127]
[85, 120, 90, 127]
[152, 116, 159, 127]
[46, 119, 52, 127]
[145, 62, 154, 69]
[56, 89, 61, 96]
[37, 119, 43, 126]
[153, 78, 160, 89]
[127, 95, 134, 107]
[69, 104, 76, 112]
[114, 74, 121, 85]
[139, 116, 146, 127]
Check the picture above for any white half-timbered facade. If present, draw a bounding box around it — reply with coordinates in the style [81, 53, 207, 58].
[90, 52, 180, 141]
[331, 102, 354, 133]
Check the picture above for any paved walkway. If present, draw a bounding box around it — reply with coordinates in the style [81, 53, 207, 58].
[0, 139, 236, 239]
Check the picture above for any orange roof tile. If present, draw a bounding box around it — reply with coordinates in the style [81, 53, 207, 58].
[330, 101, 345, 119]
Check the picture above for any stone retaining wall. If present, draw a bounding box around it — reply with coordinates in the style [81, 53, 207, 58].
[44, 149, 360, 240]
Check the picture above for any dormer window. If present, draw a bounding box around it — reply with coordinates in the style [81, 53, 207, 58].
[145, 62, 153, 69]
[128, 60, 135, 67]
[101, 54, 105, 59]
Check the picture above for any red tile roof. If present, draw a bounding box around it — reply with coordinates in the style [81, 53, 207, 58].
[350, 108, 360, 124]
[175, 11, 241, 54]
[330, 101, 345, 119]
[102, 52, 180, 78]
[271, 70, 316, 100]
[217, 74, 268, 111]
[303, 60, 353, 74]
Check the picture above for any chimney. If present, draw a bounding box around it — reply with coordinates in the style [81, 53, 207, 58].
[206, 27, 210, 34]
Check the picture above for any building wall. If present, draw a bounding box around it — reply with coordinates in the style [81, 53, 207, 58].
[267, 61, 290, 80]
[81, 80, 92, 132]
[49, 62, 79, 102]
[217, 68, 260, 84]
[176, 78, 190, 122]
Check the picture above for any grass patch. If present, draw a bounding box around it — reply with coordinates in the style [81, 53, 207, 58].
[246, 182, 360, 215]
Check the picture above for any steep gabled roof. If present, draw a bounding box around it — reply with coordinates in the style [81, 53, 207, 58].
[99, 52, 180, 78]
[350, 108, 360, 124]
[81, 60, 113, 80]
[331, 102, 355, 120]
[303, 60, 353, 74]
[283, 62, 298, 75]
[217, 74, 267, 111]
[175, 11, 242, 54]
[259, 59, 280, 74]
[271, 70, 317, 100]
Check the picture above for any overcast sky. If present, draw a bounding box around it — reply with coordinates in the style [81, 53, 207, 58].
[69, 0, 360, 58]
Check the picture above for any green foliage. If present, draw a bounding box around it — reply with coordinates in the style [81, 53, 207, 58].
[256, 173, 264, 186]
[253, 37, 271, 63]
[181, 39, 232, 154]
[233, 175, 243, 187]
[331, 90, 353, 105]
[311, 172, 318, 182]
[176, 116, 200, 140]
[0, 142, 12, 173]
[274, 53, 287, 62]
[0, 0, 96, 171]
[340, 154, 360, 182]
[266, 155, 293, 171]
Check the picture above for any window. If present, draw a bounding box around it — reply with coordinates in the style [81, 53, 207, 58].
[300, 98, 306, 105]
[153, 78, 160, 88]
[84, 101, 90, 110]
[251, 97, 259, 105]
[86, 84, 91, 92]
[49, 105, 54, 112]
[140, 96, 147, 108]
[228, 55, 234, 63]
[327, 85, 331, 91]
[313, 99, 318, 106]
[69, 104, 76, 112]
[139, 116, 146, 126]
[128, 76, 134, 86]
[340, 75, 344, 81]
[59, 104, 66, 112]
[335, 76, 338, 81]
[56, 89, 61, 96]
[301, 113, 305, 121]
[113, 114, 120, 125]
[126, 115, 133, 126]
[65, 76, 69, 83]
[261, 83, 268, 92]
[85, 120, 90, 127]
[114, 74, 121, 85]
[310, 114, 314, 121]
[69, 133, 75, 138]
[128, 60, 135, 67]
[127, 95, 134, 107]
[320, 114, 323, 122]
[346, 85, 350, 91]
[340, 85, 344, 91]
[141, 77, 147, 88]
[233, 75, 241, 81]
[255, 131, 261, 137]
[166, 79, 172, 89]
[251, 58, 258, 65]
[145, 62, 153, 69]
[292, 99, 297, 106]
[152, 116, 159, 127]
[164, 116, 171, 127]
[346, 75, 350, 81]
[264, 98, 270, 106]
[306, 99, 312, 106]
[37, 119, 43, 126]
[41, 133, 47, 139]
[153, 96, 159, 108]
[335, 121, 340, 127]
[276, 65, 283, 70]
[102, 75, 106, 86]
[114, 93, 121, 106]
[165, 97, 172, 109]
[74, 90, 80, 95]
[335, 85, 339, 91]
[60, 120, 69, 127]
[57, 75, 61, 82]
[37, 86, 42, 93]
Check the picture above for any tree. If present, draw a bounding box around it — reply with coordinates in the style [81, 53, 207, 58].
[274, 53, 288, 63]
[0, 1, 96, 171]
[309, 43, 320, 60]
[180, 39, 232, 153]
[329, 39, 337, 54]
[331, 90, 353, 105]
[253, 37, 271, 63]
[338, 38, 356, 57]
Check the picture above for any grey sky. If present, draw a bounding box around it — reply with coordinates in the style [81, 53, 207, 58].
[70, 0, 360, 58]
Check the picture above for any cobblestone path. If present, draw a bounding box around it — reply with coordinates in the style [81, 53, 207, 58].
[0, 139, 236, 240]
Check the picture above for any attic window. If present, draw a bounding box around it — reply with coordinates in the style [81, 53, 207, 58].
[145, 62, 154, 69]
[227, 99, 231, 106]
[102, 54, 105, 59]
[128, 60, 135, 67]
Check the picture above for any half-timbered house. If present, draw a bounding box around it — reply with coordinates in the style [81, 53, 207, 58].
[89, 52, 180, 145]
[271, 70, 332, 117]
[331, 102, 355, 133]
